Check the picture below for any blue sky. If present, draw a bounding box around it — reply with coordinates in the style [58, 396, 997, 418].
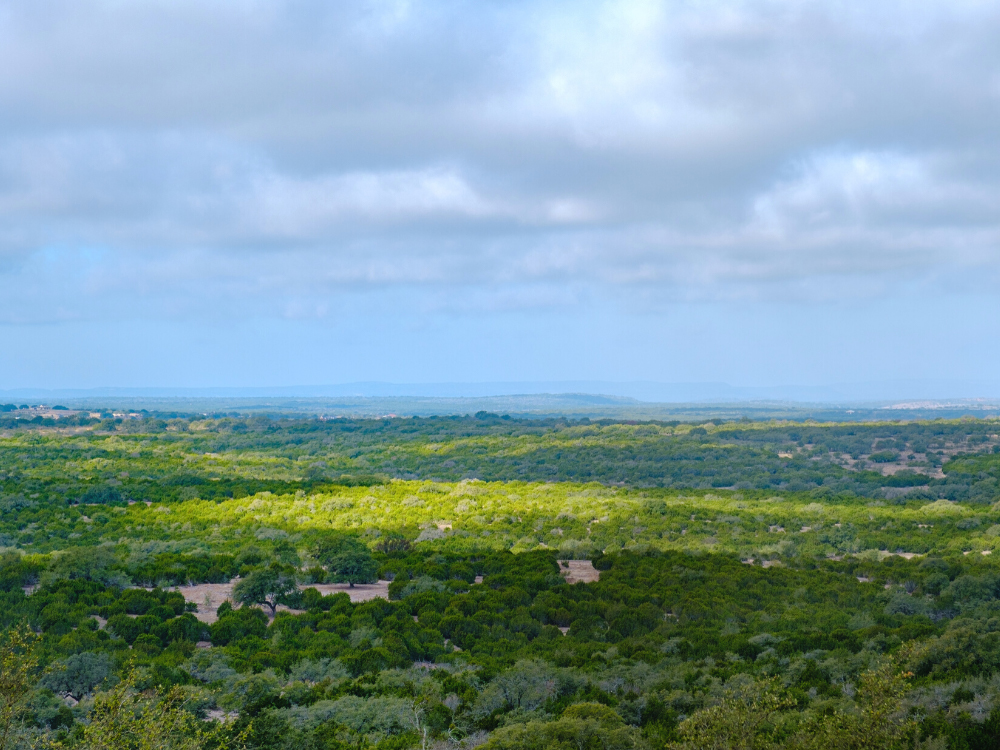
[2, 1, 999, 392]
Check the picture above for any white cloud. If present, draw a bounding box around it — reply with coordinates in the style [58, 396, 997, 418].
[243, 166, 496, 235]
[0, 0, 999, 323]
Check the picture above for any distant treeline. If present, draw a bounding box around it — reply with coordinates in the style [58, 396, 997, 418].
[4, 413, 1000, 504]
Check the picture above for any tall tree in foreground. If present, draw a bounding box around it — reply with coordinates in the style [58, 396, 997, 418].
[666, 660, 918, 750]
[481, 702, 645, 750]
[788, 659, 917, 750]
[66, 668, 247, 750]
[667, 678, 793, 750]
[0, 625, 39, 750]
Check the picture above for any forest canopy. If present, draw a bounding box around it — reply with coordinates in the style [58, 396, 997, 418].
[2, 413, 1000, 749]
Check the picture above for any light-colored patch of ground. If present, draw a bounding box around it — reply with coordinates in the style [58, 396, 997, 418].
[557, 559, 600, 585]
[165, 580, 392, 623]
[206, 709, 238, 723]
[837, 450, 947, 479]
[890, 464, 944, 479]
[299, 581, 391, 603]
[167, 583, 234, 623]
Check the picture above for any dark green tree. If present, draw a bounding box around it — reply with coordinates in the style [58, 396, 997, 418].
[326, 547, 378, 588]
[314, 534, 378, 588]
[232, 566, 298, 616]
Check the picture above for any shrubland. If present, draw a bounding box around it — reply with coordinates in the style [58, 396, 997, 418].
[1, 414, 1000, 748]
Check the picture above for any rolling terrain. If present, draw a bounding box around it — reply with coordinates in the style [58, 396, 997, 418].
[3, 413, 1000, 748]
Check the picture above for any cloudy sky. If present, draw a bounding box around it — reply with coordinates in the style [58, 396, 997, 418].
[2, 0, 999, 392]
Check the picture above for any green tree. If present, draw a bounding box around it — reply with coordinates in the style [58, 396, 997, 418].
[0, 625, 40, 750]
[45, 546, 130, 587]
[41, 652, 112, 700]
[375, 532, 411, 555]
[667, 678, 794, 750]
[232, 566, 298, 616]
[481, 703, 645, 750]
[63, 669, 245, 750]
[788, 660, 916, 750]
[325, 546, 377, 588]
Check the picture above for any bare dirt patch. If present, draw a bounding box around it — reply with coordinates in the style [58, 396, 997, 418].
[166, 580, 392, 623]
[877, 551, 923, 560]
[298, 581, 391, 603]
[558, 559, 600, 585]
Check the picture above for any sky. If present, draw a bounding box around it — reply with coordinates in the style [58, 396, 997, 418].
[2, 0, 1000, 393]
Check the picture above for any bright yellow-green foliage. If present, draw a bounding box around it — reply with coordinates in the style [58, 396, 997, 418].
[667, 677, 796, 750]
[667, 661, 917, 750]
[480, 701, 644, 750]
[57, 480, 1000, 561]
[0, 625, 40, 750]
[5, 472, 1000, 561]
[5, 413, 998, 514]
[786, 659, 917, 750]
[4, 414, 1000, 559]
[55, 671, 242, 750]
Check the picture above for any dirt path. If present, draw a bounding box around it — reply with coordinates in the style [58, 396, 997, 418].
[558, 559, 600, 584]
[169, 580, 392, 623]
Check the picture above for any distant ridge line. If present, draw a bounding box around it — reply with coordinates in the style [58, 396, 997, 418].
[4, 379, 1000, 404]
